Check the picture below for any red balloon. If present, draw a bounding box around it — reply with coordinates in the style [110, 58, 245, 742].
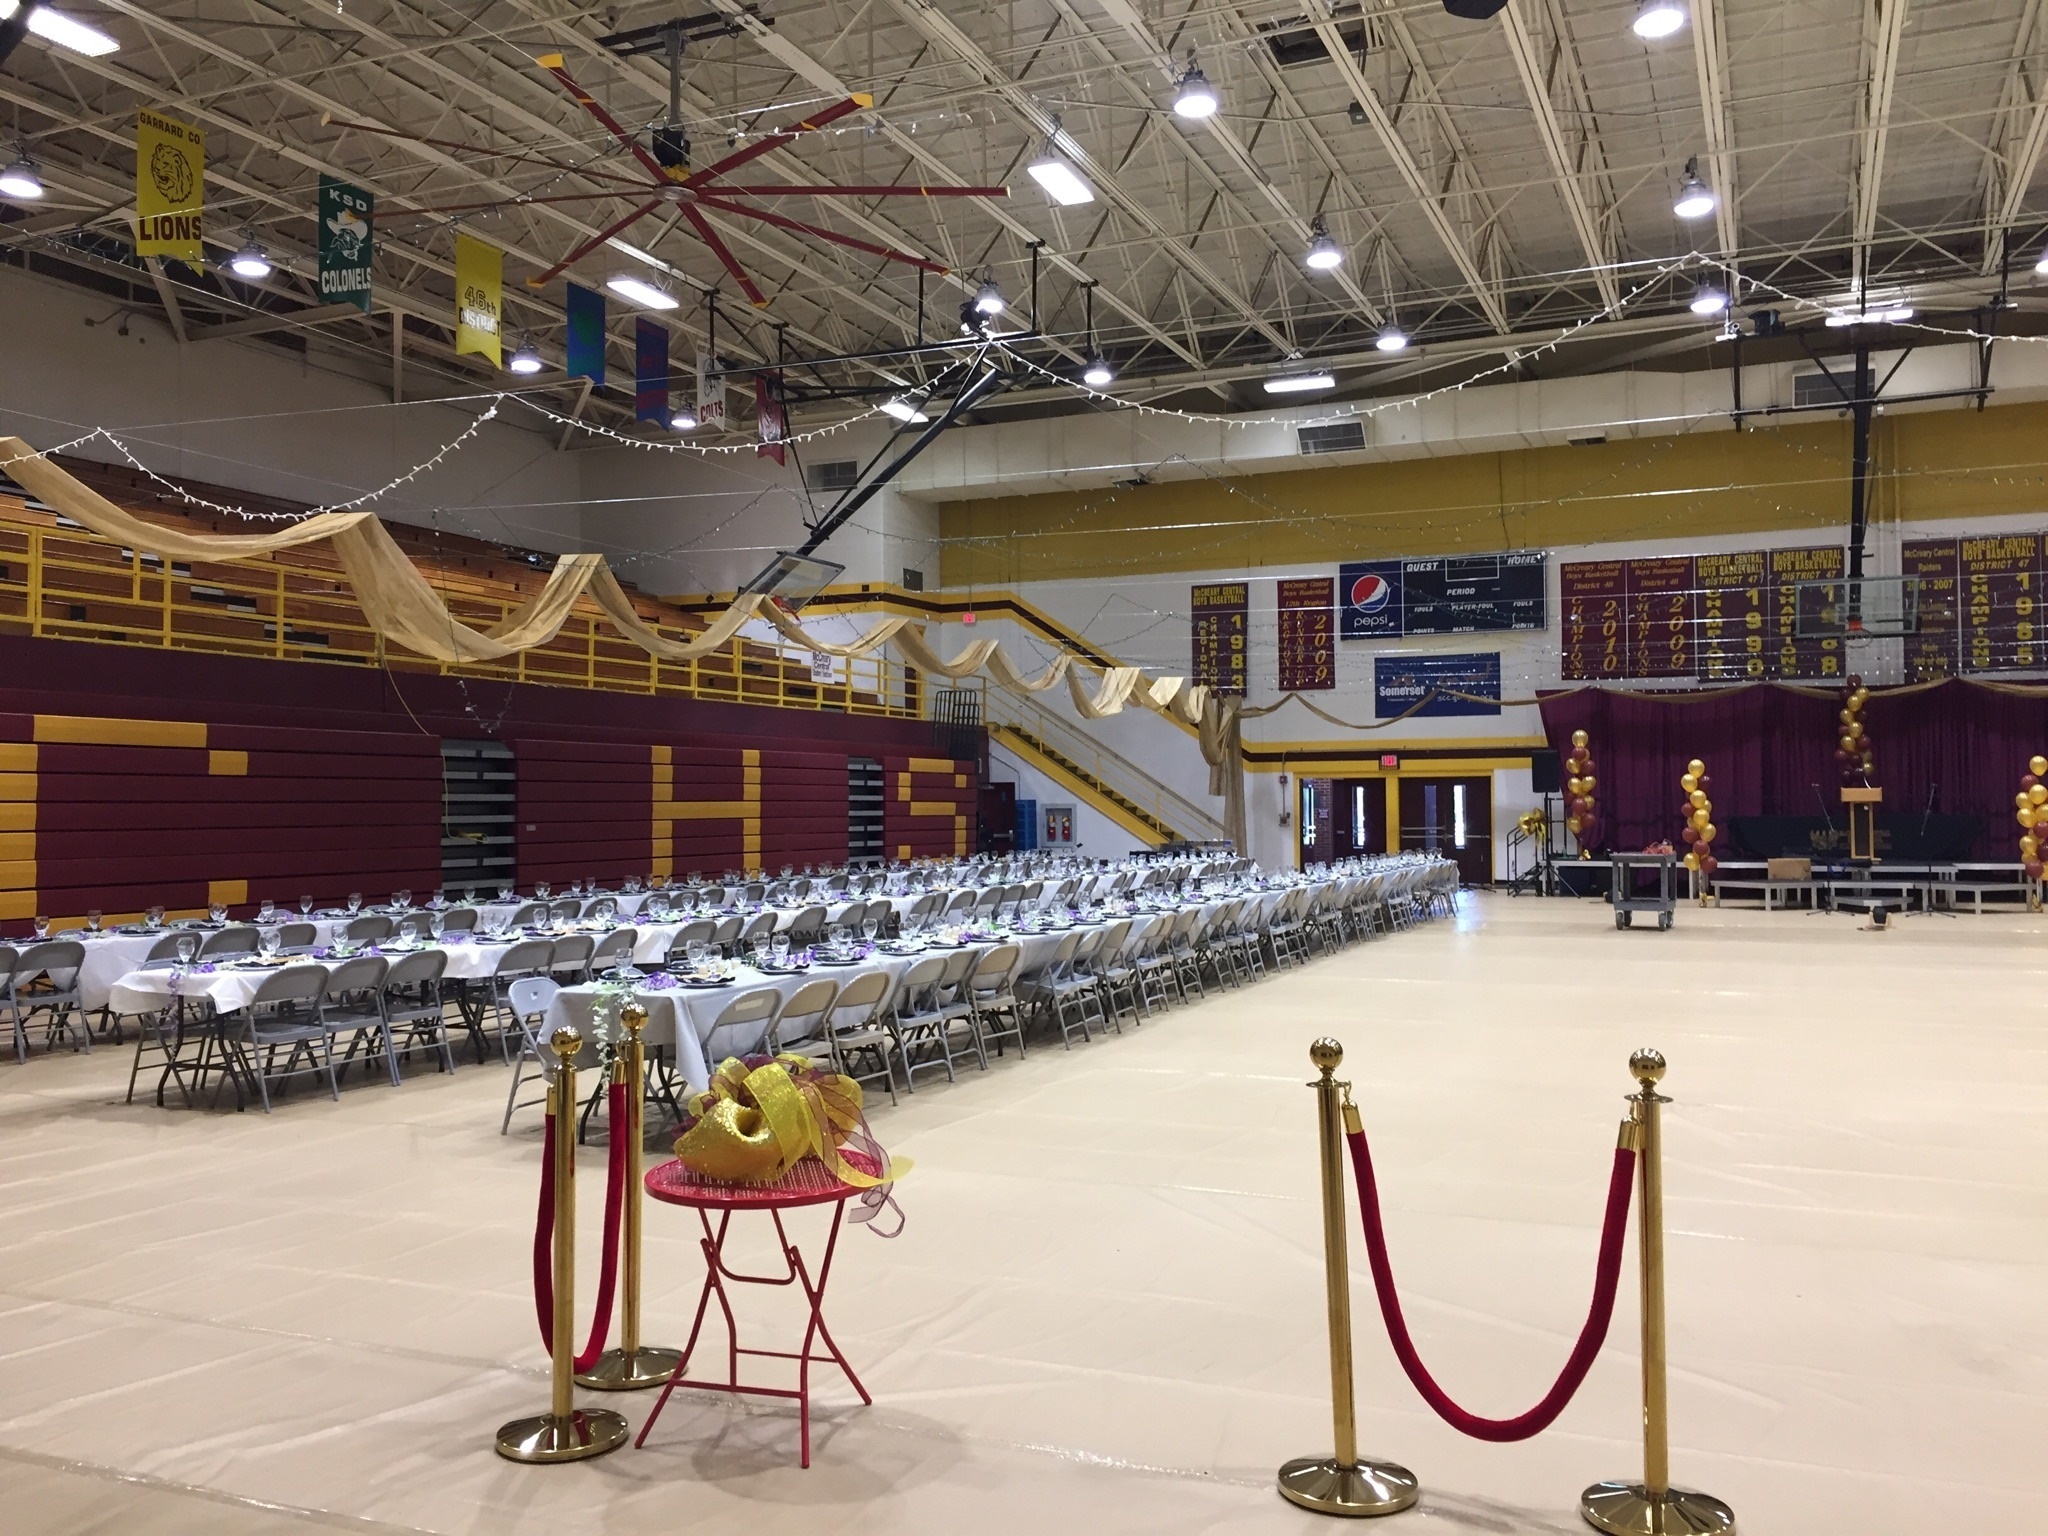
[1834, 749, 1852, 763]
[2029, 860, 2045, 880]
[1847, 674, 1863, 689]
[1695, 774, 1711, 792]
[1701, 855, 1719, 874]
[2025, 774, 2041, 791]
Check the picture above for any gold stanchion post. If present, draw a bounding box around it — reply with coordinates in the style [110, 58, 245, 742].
[1279, 1038, 1420, 1517]
[1581, 1049, 1735, 1535]
[580, 1001, 685, 1390]
[495, 1025, 631, 1463]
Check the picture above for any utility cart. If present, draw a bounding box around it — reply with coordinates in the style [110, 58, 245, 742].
[1608, 851, 1678, 930]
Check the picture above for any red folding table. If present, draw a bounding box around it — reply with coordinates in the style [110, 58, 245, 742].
[635, 1152, 878, 1467]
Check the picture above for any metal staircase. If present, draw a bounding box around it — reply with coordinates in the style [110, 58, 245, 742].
[986, 693, 1229, 847]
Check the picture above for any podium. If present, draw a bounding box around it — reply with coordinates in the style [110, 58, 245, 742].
[1841, 786, 1882, 862]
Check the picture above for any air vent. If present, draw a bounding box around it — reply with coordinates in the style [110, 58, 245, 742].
[806, 459, 860, 491]
[1259, 7, 1375, 67]
[1298, 422, 1366, 456]
[901, 567, 925, 592]
[1793, 367, 1872, 409]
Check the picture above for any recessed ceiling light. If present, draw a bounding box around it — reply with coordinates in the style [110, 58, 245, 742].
[1264, 370, 1336, 394]
[606, 274, 678, 310]
[1632, 1, 1687, 40]
[1026, 135, 1093, 206]
[0, 155, 43, 201]
[27, 5, 118, 56]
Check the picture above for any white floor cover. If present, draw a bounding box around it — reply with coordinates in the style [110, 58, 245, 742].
[0, 893, 2039, 1533]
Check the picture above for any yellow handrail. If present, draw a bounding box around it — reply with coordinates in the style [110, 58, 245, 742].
[0, 511, 937, 721]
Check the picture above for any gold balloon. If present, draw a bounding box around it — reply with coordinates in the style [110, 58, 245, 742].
[2023, 835, 2040, 858]
[1568, 776, 1585, 796]
[1687, 758, 1705, 777]
[1580, 774, 1596, 792]
[1852, 688, 1869, 708]
[1572, 729, 1589, 748]
[2033, 755, 2048, 778]
[1689, 789, 1708, 808]
[2030, 785, 2046, 807]
[1680, 773, 1698, 793]
[2019, 792, 2034, 810]
[1840, 735, 1858, 753]
[2022, 807, 2038, 829]
[1696, 830, 1713, 847]
[1566, 815, 1584, 834]
[1701, 822, 1717, 842]
[1682, 852, 1700, 871]
[1692, 808, 1710, 830]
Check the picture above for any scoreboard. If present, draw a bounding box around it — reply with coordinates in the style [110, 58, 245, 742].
[1560, 545, 1845, 681]
[1340, 550, 1547, 638]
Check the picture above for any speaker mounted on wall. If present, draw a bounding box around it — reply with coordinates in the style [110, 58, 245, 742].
[1442, 0, 1510, 17]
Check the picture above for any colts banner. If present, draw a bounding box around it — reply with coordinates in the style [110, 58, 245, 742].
[454, 233, 503, 365]
[635, 319, 669, 423]
[755, 373, 786, 463]
[317, 177, 374, 312]
[135, 110, 205, 261]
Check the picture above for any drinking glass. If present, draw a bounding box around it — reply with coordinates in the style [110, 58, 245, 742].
[174, 932, 199, 964]
[432, 888, 446, 908]
[395, 889, 412, 910]
[686, 940, 708, 969]
[258, 927, 280, 960]
[862, 919, 880, 942]
[771, 933, 790, 965]
[427, 912, 444, 941]
[347, 892, 363, 914]
[86, 908, 103, 933]
[300, 895, 314, 916]
[537, 881, 551, 900]
[146, 905, 165, 930]
[208, 902, 226, 924]
[256, 900, 274, 923]
[32, 915, 49, 939]
[497, 883, 513, 902]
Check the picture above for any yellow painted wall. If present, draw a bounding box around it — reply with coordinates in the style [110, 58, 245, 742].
[938, 398, 2048, 586]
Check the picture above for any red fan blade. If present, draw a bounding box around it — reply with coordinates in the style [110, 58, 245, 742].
[680, 206, 769, 308]
[535, 53, 670, 185]
[695, 183, 1009, 198]
[394, 192, 632, 218]
[697, 196, 948, 275]
[685, 94, 873, 186]
[525, 198, 664, 288]
[321, 114, 652, 187]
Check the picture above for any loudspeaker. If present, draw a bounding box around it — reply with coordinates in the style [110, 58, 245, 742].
[1442, 0, 1509, 17]
[1531, 748, 1561, 795]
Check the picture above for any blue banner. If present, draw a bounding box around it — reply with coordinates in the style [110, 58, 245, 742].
[1340, 559, 1403, 639]
[634, 318, 667, 423]
[1373, 652, 1502, 718]
[566, 282, 604, 385]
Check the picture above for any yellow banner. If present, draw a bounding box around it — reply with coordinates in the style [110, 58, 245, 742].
[454, 233, 502, 366]
[135, 110, 205, 261]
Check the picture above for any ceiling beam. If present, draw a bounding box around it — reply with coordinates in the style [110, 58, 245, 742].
[1308, 14, 1512, 333]
[1690, 0, 1741, 259]
[189, 301, 372, 342]
[1499, 0, 1620, 310]
[1983, 0, 2048, 271]
[1851, 0, 1910, 288]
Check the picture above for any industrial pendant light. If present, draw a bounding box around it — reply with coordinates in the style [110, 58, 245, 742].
[1303, 216, 1343, 272]
[1673, 157, 1717, 220]
[1173, 56, 1219, 120]
[0, 152, 42, 200]
[228, 236, 272, 280]
[1632, 0, 1687, 39]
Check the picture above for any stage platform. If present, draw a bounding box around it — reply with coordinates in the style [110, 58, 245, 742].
[1707, 860, 2034, 913]
[0, 895, 2038, 1535]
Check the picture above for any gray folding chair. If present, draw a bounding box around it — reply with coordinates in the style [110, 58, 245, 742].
[11, 939, 88, 1056]
[770, 976, 840, 1058]
[344, 914, 394, 943]
[822, 968, 898, 1105]
[701, 986, 784, 1064]
[382, 949, 453, 1076]
[888, 954, 957, 1089]
[217, 963, 334, 1112]
[587, 927, 638, 979]
[963, 942, 1026, 1058]
[322, 954, 397, 1086]
[501, 975, 564, 1134]
[199, 925, 260, 958]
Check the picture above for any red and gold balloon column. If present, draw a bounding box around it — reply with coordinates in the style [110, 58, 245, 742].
[1679, 758, 1716, 886]
[1836, 675, 1873, 784]
[2017, 754, 2048, 887]
[1565, 728, 1600, 856]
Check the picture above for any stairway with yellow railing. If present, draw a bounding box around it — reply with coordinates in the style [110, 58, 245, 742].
[988, 691, 1229, 847]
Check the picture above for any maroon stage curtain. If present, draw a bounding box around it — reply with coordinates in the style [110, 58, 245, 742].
[1537, 681, 2048, 859]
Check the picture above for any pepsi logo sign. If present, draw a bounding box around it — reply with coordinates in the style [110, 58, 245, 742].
[1349, 572, 1393, 614]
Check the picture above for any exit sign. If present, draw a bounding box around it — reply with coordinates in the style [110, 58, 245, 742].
[1380, 754, 1400, 769]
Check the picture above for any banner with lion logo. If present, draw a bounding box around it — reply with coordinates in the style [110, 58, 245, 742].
[136, 110, 204, 260]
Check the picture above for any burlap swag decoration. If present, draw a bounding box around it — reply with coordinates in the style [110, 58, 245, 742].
[0, 436, 1220, 731]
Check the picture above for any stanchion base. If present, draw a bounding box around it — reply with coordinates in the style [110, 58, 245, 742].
[1580, 1481, 1735, 1535]
[1277, 1456, 1419, 1517]
[577, 1345, 686, 1391]
[493, 1408, 631, 1463]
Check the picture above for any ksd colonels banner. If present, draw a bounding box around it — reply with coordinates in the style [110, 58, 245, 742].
[136, 110, 205, 261]
[318, 177, 374, 312]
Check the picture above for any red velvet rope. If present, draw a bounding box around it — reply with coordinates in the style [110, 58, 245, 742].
[1345, 1126, 1635, 1442]
[532, 1079, 629, 1374]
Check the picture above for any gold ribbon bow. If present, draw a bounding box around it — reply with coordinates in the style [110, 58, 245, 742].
[673, 1054, 909, 1189]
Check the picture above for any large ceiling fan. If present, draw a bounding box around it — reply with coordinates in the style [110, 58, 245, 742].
[385, 14, 1008, 309]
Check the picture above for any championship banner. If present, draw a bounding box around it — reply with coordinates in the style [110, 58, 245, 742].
[755, 372, 786, 464]
[1191, 581, 1248, 697]
[1277, 576, 1335, 691]
[634, 318, 669, 423]
[454, 233, 503, 366]
[317, 177, 374, 312]
[697, 355, 728, 430]
[565, 282, 605, 384]
[135, 110, 205, 261]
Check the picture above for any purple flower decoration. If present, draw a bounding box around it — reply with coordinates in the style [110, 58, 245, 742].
[641, 972, 679, 992]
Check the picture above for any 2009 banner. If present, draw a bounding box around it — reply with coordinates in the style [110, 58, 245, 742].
[1559, 546, 1845, 681]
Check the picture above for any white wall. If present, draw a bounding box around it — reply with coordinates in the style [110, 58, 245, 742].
[987, 738, 1148, 860]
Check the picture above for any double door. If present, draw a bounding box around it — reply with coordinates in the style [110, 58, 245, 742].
[1397, 776, 1492, 887]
